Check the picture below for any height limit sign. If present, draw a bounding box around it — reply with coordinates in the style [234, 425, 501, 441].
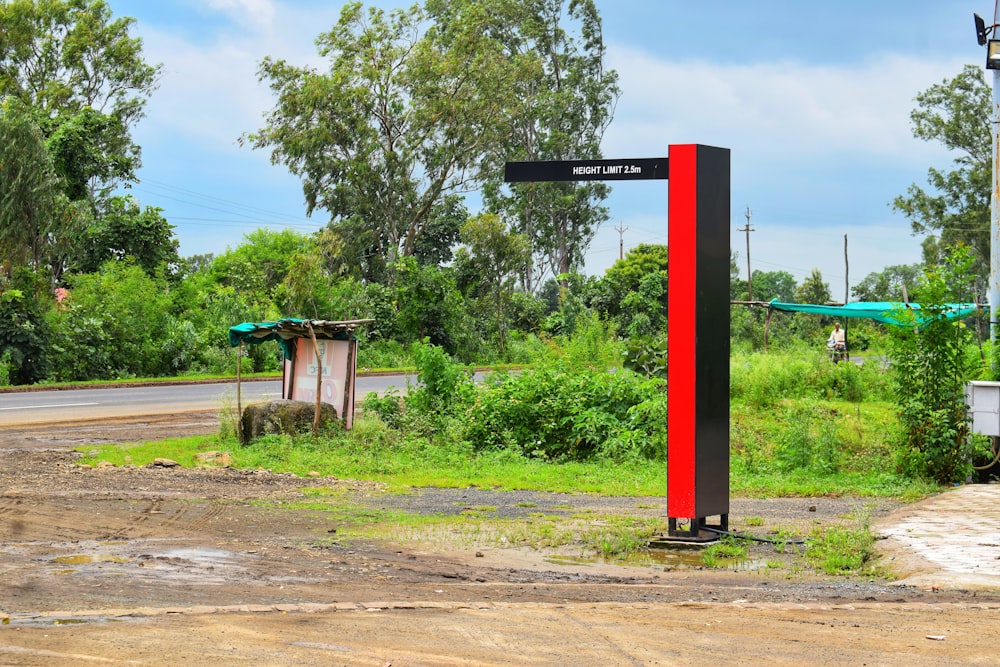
[504, 157, 669, 183]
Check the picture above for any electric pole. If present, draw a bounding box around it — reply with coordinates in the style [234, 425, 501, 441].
[737, 207, 754, 301]
[614, 222, 629, 261]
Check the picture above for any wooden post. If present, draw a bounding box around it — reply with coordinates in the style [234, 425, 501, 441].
[307, 322, 322, 438]
[236, 341, 243, 443]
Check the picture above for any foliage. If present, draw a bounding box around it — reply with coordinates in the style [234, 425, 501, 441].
[468, 0, 620, 290]
[394, 257, 476, 358]
[806, 513, 878, 575]
[463, 362, 665, 463]
[0, 0, 160, 128]
[406, 340, 476, 415]
[887, 256, 979, 484]
[458, 212, 531, 352]
[730, 352, 891, 409]
[0, 0, 160, 285]
[851, 264, 922, 302]
[621, 334, 666, 379]
[892, 64, 991, 281]
[749, 270, 796, 302]
[245, 1, 533, 282]
[47, 260, 186, 379]
[0, 271, 51, 384]
[795, 268, 831, 305]
[590, 243, 667, 321]
[210, 228, 311, 294]
[74, 195, 179, 276]
[0, 99, 65, 277]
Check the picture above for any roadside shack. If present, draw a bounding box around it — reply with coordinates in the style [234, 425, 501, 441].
[228, 318, 373, 438]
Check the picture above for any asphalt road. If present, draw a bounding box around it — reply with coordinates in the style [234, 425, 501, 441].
[0, 373, 418, 427]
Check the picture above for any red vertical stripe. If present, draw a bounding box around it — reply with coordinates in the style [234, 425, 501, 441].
[667, 144, 697, 518]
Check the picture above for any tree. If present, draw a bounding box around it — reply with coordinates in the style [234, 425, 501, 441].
[459, 212, 530, 352]
[74, 195, 179, 276]
[0, 0, 160, 286]
[210, 228, 311, 295]
[0, 0, 160, 203]
[0, 99, 64, 276]
[460, 0, 619, 291]
[892, 65, 990, 281]
[851, 264, 922, 302]
[795, 268, 831, 304]
[244, 2, 533, 281]
[750, 270, 796, 303]
[590, 243, 667, 320]
[0, 268, 51, 384]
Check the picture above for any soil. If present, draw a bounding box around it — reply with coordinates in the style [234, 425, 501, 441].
[2, 415, 1000, 666]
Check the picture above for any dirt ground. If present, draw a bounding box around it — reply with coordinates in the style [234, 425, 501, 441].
[2, 415, 1000, 666]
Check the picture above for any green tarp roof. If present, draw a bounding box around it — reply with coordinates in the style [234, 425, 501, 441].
[767, 300, 982, 326]
[228, 318, 372, 358]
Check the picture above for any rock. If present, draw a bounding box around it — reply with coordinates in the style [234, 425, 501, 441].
[239, 399, 340, 445]
[149, 458, 180, 468]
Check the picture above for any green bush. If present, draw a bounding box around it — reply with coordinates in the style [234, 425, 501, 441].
[463, 363, 665, 462]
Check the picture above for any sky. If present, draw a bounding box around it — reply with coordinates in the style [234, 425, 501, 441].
[105, 0, 986, 296]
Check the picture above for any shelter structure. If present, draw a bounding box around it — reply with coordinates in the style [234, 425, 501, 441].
[760, 300, 983, 352]
[228, 318, 373, 438]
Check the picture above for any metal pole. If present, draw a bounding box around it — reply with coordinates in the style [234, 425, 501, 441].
[991, 68, 1000, 372]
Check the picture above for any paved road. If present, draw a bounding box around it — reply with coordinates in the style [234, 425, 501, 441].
[0, 373, 418, 427]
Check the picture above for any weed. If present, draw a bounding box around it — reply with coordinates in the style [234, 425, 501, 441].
[701, 537, 748, 568]
[806, 511, 877, 575]
[743, 516, 765, 527]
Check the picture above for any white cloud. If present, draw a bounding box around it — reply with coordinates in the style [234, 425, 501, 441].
[207, 0, 277, 32]
[603, 46, 970, 167]
[131, 4, 341, 159]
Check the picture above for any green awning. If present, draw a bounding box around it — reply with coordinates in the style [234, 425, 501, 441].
[228, 318, 372, 358]
[767, 300, 982, 326]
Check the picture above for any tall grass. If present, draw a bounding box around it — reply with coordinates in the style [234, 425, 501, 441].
[730, 352, 891, 408]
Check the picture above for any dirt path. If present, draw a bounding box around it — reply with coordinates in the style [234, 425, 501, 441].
[2, 416, 999, 665]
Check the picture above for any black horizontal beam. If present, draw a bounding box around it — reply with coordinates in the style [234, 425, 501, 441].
[504, 157, 669, 182]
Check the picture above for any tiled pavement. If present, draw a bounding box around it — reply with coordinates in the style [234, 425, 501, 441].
[878, 483, 1000, 590]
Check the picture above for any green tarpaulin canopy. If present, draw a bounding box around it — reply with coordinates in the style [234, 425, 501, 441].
[767, 300, 982, 326]
[228, 318, 372, 358]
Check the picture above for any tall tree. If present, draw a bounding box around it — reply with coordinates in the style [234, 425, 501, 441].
[892, 64, 990, 281]
[0, 0, 161, 285]
[459, 212, 530, 352]
[795, 268, 831, 304]
[0, 100, 63, 276]
[244, 1, 533, 282]
[0, 0, 160, 201]
[448, 0, 619, 292]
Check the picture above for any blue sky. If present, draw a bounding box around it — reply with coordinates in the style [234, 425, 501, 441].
[106, 0, 983, 295]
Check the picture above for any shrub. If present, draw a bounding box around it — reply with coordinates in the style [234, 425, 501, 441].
[463, 363, 665, 462]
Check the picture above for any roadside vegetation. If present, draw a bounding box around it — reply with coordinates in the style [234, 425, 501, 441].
[4, 1, 998, 579]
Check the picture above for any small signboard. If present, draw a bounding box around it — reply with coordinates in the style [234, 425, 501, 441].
[283, 337, 358, 429]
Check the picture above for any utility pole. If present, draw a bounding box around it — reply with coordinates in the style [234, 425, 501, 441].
[844, 233, 849, 362]
[737, 207, 754, 301]
[614, 222, 628, 261]
[974, 11, 1000, 373]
